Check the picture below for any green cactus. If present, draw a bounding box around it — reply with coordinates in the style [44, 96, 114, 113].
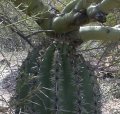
[13, 43, 101, 114]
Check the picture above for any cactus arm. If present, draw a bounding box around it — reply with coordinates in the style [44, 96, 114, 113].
[53, 0, 120, 33]
[11, 0, 120, 34]
[62, 0, 99, 13]
[61, 0, 89, 13]
[78, 25, 120, 41]
[61, 0, 78, 13]
[97, 0, 120, 13]
[52, 10, 89, 33]
[87, 0, 120, 19]
[74, 0, 89, 11]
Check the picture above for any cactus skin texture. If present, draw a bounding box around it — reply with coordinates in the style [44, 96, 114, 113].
[14, 43, 101, 114]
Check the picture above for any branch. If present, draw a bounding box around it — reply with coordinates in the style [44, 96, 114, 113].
[52, 10, 90, 33]
[0, 15, 34, 47]
[62, 0, 99, 13]
[26, 30, 54, 38]
[78, 25, 120, 41]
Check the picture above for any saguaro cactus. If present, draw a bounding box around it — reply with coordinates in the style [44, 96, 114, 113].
[13, 42, 101, 114]
[8, 0, 119, 113]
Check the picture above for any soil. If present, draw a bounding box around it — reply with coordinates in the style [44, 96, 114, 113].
[0, 51, 27, 114]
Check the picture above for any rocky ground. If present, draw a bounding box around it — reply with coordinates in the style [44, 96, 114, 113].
[0, 51, 27, 114]
[0, 51, 120, 114]
[99, 79, 120, 114]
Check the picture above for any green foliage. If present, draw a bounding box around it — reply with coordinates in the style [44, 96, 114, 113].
[106, 13, 117, 26]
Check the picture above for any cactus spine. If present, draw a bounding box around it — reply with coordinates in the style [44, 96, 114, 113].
[14, 43, 101, 114]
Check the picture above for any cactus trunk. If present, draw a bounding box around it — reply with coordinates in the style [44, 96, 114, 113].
[13, 43, 101, 114]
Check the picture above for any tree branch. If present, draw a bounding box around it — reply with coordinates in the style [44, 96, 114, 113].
[0, 15, 34, 47]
